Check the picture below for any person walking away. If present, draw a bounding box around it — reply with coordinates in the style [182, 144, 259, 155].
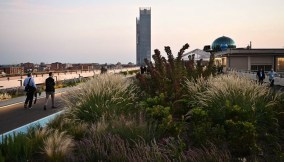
[256, 68, 265, 85]
[23, 73, 37, 109]
[268, 68, 277, 87]
[44, 72, 56, 110]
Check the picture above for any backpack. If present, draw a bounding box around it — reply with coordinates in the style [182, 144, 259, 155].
[25, 78, 35, 92]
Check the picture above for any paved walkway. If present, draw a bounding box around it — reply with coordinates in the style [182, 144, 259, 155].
[0, 86, 76, 134]
[0, 75, 137, 135]
[0, 87, 71, 108]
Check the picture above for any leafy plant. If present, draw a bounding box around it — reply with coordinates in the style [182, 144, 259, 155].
[184, 74, 282, 160]
[0, 133, 32, 161]
[136, 43, 216, 119]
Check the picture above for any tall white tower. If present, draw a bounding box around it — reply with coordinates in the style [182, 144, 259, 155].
[136, 7, 151, 66]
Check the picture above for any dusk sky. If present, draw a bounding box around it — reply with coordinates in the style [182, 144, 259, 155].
[0, 0, 284, 64]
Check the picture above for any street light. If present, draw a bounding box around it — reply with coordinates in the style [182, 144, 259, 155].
[18, 80, 22, 86]
[54, 76, 58, 83]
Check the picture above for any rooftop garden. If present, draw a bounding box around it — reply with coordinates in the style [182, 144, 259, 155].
[0, 44, 283, 161]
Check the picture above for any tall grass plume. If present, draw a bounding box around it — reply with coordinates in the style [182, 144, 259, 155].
[62, 74, 138, 123]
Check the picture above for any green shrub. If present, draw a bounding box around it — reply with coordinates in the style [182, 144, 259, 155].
[128, 70, 139, 75]
[184, 74, 282, 160]
[0, 133, 32, 161]
[139, 93, 185, 137]
[136, 43, 216, 121]
[46, 115, 88, 141]
[120, 71, 128, 76]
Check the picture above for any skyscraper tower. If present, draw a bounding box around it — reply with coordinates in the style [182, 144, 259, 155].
[136, 7, 151, 66]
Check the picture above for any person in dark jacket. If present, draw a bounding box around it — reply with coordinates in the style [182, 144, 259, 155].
[44, 72, 56, 110]
[256, 68, 265, 85]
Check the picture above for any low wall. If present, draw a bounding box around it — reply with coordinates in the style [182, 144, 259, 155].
[0, 67, 139, 89]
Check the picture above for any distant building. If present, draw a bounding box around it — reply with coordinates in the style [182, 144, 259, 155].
[212, 36, 236, 52]
[45, 64, 51, 71]
[63, 63, 73, 70]
[183, 49, 211, 62]
[22, 62, 34, 73]
[209, 36, 284, 72]
[38, 62, 47, 72]
[0, 66, 23, 75]
[92, 63, 101, 70]
[50, 62, 64, 71]
[215, 48, 284, 72]
[81, 64, 94, 71]
[69, 63, 95, 71]
[33, 64, 39, 72]
[136, 7, 151, 66]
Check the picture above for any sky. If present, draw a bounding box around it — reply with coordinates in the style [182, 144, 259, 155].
[0, 0, 284, 65]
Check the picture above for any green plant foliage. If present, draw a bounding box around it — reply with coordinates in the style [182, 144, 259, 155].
[128, 70, 139, 75]
[225, 120, 257, 157]
[139, 93, 185, 137]
[0, 152, 5, 162]
[0, 133, 32, 161]
[46, 115, 88, 141]
[136, 43, 216, 119]
[1, 43, 284, 161]
[184, 74, 283, 160]
[120, 71, 128, 76]
[102, 115, 157, 144]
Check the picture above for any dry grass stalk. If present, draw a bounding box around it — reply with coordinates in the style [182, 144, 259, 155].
[42, 129, 74, 161]
[62, 74, 138, 122]
[0, 93, 12, 101]
[185, 74, 279, 109]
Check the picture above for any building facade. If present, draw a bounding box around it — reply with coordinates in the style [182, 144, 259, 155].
[50, 62, 64, 71]
[136, 7, 151, 66]
[215, 49, 284, 72]
[204, 36, 284, 73]
[0, 66, 23, 75]
[22, 62, 34, 73]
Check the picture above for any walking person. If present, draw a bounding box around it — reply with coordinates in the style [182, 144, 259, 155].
[23, 73, 37, 109]
[256, 68, 265, 85]
[268, 68, 277, 87]
[44, 72, 56, 110]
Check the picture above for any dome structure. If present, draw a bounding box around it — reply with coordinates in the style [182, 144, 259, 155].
[212, 36, 236, 51]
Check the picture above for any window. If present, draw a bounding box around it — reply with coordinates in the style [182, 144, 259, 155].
[251, 65, 272, 72]
[276, 57, 284, 71]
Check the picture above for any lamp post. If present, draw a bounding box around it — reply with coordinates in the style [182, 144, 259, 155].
[18, 80, 22, 86]
[54, 76, 58, 83]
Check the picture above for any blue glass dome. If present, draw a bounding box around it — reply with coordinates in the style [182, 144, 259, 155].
[212, 36, 236, 51]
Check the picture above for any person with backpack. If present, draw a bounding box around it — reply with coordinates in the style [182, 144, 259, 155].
[43, 72, 56, 110]
[23, 73, 37, 109]
[268, 68, 277, 87]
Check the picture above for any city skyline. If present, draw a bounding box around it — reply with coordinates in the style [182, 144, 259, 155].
[0, 0, 284, 64]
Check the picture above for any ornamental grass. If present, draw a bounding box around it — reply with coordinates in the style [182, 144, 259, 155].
[184, 73, 282, 161]
[62, 74, 139, 123]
